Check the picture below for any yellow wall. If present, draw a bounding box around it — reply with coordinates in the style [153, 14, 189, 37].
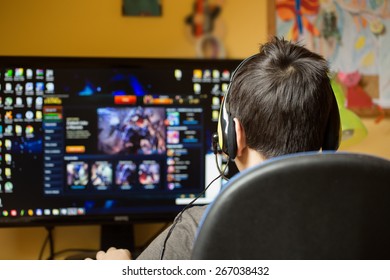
[0, 0, 268, 58]
[0, 0, 389, 260]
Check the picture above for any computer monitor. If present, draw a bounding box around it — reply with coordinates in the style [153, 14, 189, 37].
[0, 55, 240, 251]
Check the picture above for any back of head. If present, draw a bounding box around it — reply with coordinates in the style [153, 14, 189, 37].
[228, 37, 340, 158]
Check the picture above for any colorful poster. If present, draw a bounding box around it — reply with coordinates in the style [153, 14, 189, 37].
[277, 0, 390, 109]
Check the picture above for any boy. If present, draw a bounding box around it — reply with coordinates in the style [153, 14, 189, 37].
[94, 36, 340, 260]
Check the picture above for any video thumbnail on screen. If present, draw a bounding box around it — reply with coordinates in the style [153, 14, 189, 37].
[97, 107, 166, 155]
[66, 161, 89, 186]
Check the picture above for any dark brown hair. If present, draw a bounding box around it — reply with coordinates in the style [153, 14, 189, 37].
[228, 37, 336, 158]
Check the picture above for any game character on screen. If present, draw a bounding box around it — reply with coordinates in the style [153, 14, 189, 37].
[115, 161, 137, 188]
[97, 107, 166, 155]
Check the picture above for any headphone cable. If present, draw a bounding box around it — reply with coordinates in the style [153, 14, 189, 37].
[215, 153, 230, 181]
[159, 156, 229, 260]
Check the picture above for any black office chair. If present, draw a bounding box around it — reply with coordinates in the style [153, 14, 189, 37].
[191, 152, 390, 259]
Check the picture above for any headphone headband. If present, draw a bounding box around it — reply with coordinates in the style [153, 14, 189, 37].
[217, 55, 258, 159]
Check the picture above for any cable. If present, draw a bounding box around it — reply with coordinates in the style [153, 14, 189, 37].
[47, 226, 55, 260]
[37, 232, 49, 260]
[159, 159, 229, 260]
[215, 153, 230, 181]
[38, 226, 55, 260]
[212, 132, 230, 181]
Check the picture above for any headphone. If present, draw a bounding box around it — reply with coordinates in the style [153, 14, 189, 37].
[213, 54, 341, 160]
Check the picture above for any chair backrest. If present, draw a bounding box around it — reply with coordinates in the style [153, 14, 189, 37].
[191, 152, 390, 260]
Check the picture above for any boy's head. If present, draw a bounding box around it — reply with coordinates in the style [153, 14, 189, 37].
[219, 37, 340, 166]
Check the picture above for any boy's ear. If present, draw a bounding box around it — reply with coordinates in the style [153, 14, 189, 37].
[233, 118, 246, 157]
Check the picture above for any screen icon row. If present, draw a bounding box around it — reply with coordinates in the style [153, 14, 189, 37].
[2, 68, 54, 81]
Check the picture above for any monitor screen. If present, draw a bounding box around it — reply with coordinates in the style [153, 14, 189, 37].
[0, 56, 241, 228]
